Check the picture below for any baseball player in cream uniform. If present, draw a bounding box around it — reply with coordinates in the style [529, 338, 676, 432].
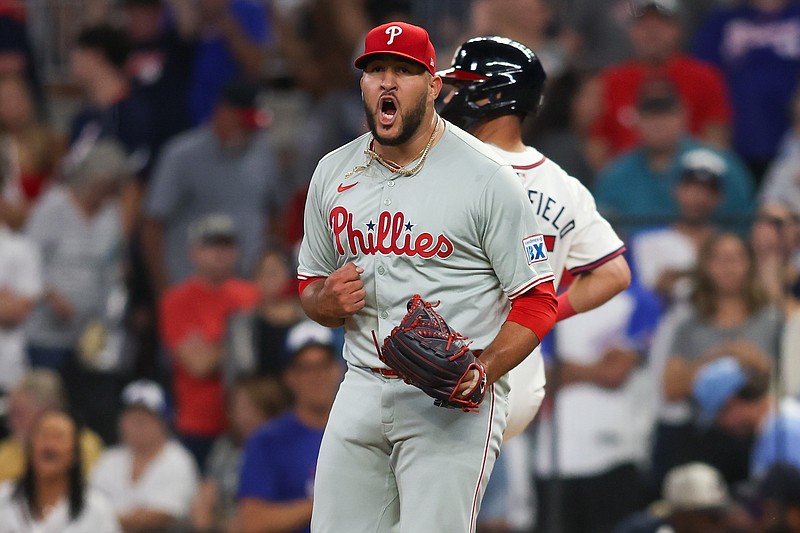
[439, 37, 631, 439]
[297, 23, 558, 533]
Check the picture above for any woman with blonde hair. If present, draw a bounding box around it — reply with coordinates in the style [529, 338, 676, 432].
[654, 232, 782, 487]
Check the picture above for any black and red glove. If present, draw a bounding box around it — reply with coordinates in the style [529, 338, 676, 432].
[374, 294, 487, 412]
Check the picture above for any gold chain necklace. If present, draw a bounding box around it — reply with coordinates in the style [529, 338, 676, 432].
[345, 117, 441, 179]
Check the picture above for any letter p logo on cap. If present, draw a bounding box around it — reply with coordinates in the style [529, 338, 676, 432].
[385, 25, 403, 45]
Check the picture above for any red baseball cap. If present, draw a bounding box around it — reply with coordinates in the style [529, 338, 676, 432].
[354, 22, 436, 75]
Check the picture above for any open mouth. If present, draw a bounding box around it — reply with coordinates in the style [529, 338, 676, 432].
[380, 96, 397, 126]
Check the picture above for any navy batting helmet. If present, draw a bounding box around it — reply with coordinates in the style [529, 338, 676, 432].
[437, 36, 546, 131]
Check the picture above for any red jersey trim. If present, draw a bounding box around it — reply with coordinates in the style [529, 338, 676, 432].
[468, 384, 496, 532]
[298, 276, 324, 295]
[568, 245, 626, 275]
[511, 157, 547, 171]
[508, 273, 555, 300]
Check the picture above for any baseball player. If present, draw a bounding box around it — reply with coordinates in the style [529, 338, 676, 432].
[297, 22, 558, 533]
[438, 36, 632, 438]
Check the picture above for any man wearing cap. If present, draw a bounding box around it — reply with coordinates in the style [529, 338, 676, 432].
[297, 21, 556, 532]
[90, 379, 198, 532]
[142, 79, 281, 294]
[159, 213, 260, 468]
[588, 0, 731, 170]
[594, 77, 755, 231]
[236, 321, 341, 533]
[693, 356, 800, 478]
[629, 148, 725, 302]
[614, 462, 733, 533]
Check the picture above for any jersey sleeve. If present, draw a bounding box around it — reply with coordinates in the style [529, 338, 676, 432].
[563, 179, 626, 274]
[478, 167, 554, 299]
[297, 168, 339, 280]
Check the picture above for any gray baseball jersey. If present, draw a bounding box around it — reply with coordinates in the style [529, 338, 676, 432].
[298, 121, 554, 533]
[298, 126, 554, 367]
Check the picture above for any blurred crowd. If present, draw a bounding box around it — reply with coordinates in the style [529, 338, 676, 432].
[2, 0, 800, 531]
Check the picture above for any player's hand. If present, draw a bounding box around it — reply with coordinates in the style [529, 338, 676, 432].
[318, 263, 366, 318]
[456, 368, 481, 398]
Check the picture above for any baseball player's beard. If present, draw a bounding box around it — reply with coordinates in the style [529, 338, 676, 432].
[364, 91, 427, 147]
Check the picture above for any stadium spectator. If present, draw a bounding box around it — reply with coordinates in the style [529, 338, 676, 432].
[67, 23, 156, 250]
[0, 219, 41, 397]
[587, 0, 731, 169]
[534, 283, 662, 533]
[656, 233, 783, 486]
[188, 0, 270, 125]
[749, 202, 800, 309]
[468, 0, 568, 77]
[227, 249, 304, 380]
[24, 140, 131, 442]
[0, 0, 44, 112]
[561, 0, 634, 70]
[524, 69, 602, 188]
[236, 321, 342, 533]
[750, 463, 800, 533]
[613, 462, 733, 533]
[191, 375, 289, 533]
[0, 74, 62, 229]
[693, 356, 800, 477]
[761, 89, 800, 217]
[628, 149, 724, 304]
[122, 0, 196, 158]
[91, 379, 199, 532]
[159, 213, 260, 468]
[0, 409, 120, 532]
[142, 79, 282, 292]
[693, 0, 800, 182]
[0, 370, 103, 483]
[593, 78, 755, 232]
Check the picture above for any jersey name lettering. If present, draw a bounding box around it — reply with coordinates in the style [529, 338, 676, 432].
[329, 206, 454, 259]
[527, 190, 576, 239]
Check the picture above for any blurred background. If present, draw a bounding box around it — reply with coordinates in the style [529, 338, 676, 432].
[2, 0, 800, 532]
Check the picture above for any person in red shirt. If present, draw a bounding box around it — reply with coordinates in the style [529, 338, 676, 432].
[160, 213, 259, 468]
[587, 0, 731, 171]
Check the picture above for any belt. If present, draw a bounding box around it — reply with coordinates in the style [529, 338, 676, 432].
[370, 367, 402, 379]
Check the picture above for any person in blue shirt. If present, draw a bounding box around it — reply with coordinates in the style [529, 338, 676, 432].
[593, 78, 755, 235]
[693, 0, 800, 181]
[236, 322, 343, 533]
[693, 356, 800, 478]
[189, 0, 270, 125]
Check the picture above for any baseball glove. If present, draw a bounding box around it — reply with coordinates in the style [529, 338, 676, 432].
[373, 294, 487, 412]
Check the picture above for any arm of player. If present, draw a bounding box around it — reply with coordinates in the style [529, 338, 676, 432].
[457, 281, 558, 395]
[237, 498, 314, 533]
[299, 262, 366, 328]
[557, 255, 631, 321]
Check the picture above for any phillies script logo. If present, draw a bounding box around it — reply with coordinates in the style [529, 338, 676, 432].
[330, 206, 454, 258]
